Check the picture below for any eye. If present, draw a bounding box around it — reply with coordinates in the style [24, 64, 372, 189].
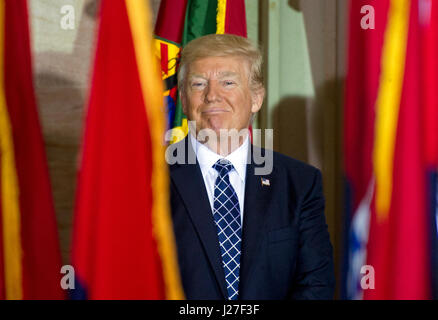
[190, 81, 207, 89]
[223, 80, 236, 86]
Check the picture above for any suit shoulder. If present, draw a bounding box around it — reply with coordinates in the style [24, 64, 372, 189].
[252, 146, 322, 190]
[269, 150, 324, 202]
[271, 149, 321, 177]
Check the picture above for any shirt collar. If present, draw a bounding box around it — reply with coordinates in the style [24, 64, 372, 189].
[190, 132, 249, 182]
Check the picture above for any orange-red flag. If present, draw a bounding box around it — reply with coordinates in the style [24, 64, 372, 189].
[344, 0, 436, 299]
[71, 0, 184, 299]
[0, 0, 63, 299]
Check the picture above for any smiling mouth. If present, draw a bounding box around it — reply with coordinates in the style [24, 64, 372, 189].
[201, 109, 229, 114]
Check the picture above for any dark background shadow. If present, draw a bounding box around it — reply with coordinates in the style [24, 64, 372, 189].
[269, 77, 344, 299]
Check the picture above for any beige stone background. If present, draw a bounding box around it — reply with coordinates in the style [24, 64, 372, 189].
[31, 0, 346, 296]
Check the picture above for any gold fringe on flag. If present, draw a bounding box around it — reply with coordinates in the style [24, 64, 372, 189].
[216, 0, 227, 34]
[373, 0, 411, 222]
[125, 0, 185, 300]
[0, 0, 23, 300]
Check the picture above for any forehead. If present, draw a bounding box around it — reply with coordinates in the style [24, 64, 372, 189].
[188, 56, 249, 78]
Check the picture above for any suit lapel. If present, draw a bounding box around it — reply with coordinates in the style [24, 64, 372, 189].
[239, 147, 277, 297]
[169, 138, 228, 299]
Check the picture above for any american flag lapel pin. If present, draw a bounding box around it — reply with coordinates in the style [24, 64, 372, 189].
[261, 177, 270, 187]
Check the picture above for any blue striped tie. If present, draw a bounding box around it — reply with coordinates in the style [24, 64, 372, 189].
[212, 159, 242, 300]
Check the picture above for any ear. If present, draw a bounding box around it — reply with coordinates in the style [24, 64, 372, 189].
[251, 87, 265, 113]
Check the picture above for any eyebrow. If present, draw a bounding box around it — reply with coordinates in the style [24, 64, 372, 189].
[188, 72, 240, 81]
[188, 74, 207, 80]
[217, 71, 240, 78]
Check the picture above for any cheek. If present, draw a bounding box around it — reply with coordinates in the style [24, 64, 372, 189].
[185, 94, 202, 114]
[234, 94, 253, 114]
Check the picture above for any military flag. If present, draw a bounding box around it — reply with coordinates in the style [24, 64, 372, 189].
[155, 0, 247, 143]
[71, 0, 184, 299]
[343, 0, 438, 299]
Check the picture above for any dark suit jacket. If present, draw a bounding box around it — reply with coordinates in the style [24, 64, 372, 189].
[169, 137, 335, 300]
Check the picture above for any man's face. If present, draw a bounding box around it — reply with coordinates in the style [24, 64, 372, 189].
[181, 56, 263, 136]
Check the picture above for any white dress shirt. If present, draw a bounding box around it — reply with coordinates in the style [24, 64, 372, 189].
[190, 133, 248, 225]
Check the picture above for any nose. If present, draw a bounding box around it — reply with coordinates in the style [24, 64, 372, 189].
[204, 81, 222, 103]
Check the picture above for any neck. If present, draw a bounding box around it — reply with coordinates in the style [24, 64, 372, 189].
[193, 131, 248, 157]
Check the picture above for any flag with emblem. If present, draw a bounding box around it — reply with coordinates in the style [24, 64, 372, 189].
[154, 0, 247, 144]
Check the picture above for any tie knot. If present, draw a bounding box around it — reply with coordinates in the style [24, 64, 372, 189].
[213, 159, 234, 176]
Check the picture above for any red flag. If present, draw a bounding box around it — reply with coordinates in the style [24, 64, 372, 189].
[344, 0, 435, 299]
[224, 0, 247, 36]
[71, 0, 184, 299]
[0, 0, 63, 299]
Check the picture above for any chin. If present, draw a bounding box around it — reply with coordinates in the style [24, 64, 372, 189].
[202, 118, 229, 133]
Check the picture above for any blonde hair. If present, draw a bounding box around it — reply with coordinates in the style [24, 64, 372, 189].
[178, 34, 264, 93]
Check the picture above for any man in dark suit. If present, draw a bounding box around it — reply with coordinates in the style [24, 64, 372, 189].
[167, 34, 335, 300]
